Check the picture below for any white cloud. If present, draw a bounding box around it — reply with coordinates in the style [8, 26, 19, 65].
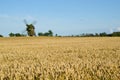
[109, 27, 120, 33]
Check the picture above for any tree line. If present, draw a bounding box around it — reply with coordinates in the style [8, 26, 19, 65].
[7, 30, 53, 37]
[63, 32, 120, 37]
[75, 32, 120, 37]
[0, 30, 53, 37]
[0, 31, 120, 37]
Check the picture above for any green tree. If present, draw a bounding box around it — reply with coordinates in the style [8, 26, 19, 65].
[99, 32, 107, 36]
[15, 33, 22, 37]
[44, 32, 49, 36]
[48, 30, 53, 36]
[0, 34, 3, 37]
[95, 33, 99, 36]
[112, 32, 120, 36]
[38, 32, 44, 36]
[9, 32, 26, 37]
[9, 32, 15, 37]
[38, 30, 53, 36]
[55, 34, 58, 37]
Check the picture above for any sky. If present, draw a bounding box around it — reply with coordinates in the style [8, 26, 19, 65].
[0, 0, 120, 36]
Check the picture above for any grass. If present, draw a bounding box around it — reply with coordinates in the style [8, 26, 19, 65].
[0, 37, 120, 80]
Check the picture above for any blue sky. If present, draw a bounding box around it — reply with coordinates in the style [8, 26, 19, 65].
[0, 0, 120, 36]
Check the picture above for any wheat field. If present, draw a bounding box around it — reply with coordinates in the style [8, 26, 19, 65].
[0, 37, 120, 80]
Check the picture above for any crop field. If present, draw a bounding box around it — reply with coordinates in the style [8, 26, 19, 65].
[0, 37, 120, 80]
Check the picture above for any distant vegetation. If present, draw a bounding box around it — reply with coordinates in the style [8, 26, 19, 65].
[82, 32, 120, 37]
[0, 30, 120, 37]
[9, 32, 26, 37]
[38, 30, 53, 36]
[64, 32, 120, 37]
[0, 34, 3, 37]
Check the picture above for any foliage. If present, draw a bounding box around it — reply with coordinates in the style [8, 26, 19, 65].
[9, 32, 15, 37]
[55, 34, 58, 37]
[38, 32, 44, 36]
[65, 32, 120, 37]
[9, 32, 26, 37]
[0, 34, 3, 37]
[38, 30, 53, 36]
[99, 32, 107, 36]
[112, 32, 120, 36]
[7, 31, 120, 37]
[48, 30, 53, 36]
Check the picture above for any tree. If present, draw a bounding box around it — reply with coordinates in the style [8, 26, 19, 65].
[38, 30, 53, 36]
[9, 32, 15, 37]
[48, 30, 53, 36]
[38, 32, 44, 36]
[9, 32, 26, 37]
[95, 33, 99, 36]
[0, 34, 3, 37]
[15, 33, 22, 37]
[99, 32, 107, 36]
[55, 34, 58, 37]
[112, 32, 120, 36]
[44, 32, 49, 36]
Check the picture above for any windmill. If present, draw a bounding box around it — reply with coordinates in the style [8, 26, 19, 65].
[24, 19, 36, 36]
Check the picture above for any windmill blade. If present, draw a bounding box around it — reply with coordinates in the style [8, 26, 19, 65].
[24, 19, 27, 25]
[32, 21, 37, 25]
[21, 29, 27, 34]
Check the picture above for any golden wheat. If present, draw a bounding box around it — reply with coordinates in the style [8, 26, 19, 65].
[0, 37, 120, 80]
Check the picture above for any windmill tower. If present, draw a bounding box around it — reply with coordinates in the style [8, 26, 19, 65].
[24, 20, 36, 36]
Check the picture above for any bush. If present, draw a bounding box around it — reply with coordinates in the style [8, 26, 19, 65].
[9, 33, 15, 37]
[38, 30, 53, 36]
[9, 32, 26, 37]
[0, 34, 3, 37]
